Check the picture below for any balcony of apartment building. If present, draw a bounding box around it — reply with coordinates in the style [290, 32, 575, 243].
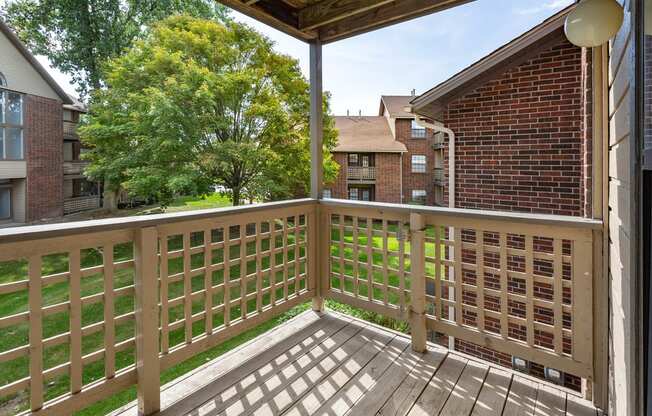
[0, 1, 637, 416]
[346, 153, 376, 183]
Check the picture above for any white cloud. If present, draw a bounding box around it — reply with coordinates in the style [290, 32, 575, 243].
[516, 0, 574, 15]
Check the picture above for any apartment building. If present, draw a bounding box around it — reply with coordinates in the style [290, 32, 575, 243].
[327, 95, 444, 206]
[0, 19, 99, 225]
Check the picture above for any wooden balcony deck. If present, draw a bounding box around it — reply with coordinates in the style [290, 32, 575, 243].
[110, 310, 598, 416]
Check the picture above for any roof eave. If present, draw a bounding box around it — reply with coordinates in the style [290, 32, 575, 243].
[411, 6, 571, 115]
[0, 19, 73, 104]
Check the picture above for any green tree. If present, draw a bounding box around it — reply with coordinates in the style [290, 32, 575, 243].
[80, 15, 338, 207]
[1, 0, 229, 97]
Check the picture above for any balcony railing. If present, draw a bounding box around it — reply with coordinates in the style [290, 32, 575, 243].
[63, 160, 89, 175]
[0, 198, 603, 415]
[347, 166, 376, 181]
[432, 135, 445, 150]
[64, 195, 101, 214]
[63, 121, 78, 139]
[433, 167, 445, 185]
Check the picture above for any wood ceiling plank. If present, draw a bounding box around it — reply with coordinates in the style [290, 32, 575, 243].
[317, 0, 475, 43]
[298, 0, 395, 31]
[218, 0, 316, 41]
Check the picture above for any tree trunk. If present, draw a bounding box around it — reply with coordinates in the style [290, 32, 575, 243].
[103, 180, 118, 211]
[232, 187, 241, 206]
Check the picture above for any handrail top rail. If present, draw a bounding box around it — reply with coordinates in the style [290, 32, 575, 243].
[0, 198, 315, 244]
[319, 199, 603, 230]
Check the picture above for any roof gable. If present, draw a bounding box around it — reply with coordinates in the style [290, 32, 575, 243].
[0, 19, 72, 103]
[379, 96, 415, 118]
[411, 6, 572, 119]
[334, 116, 407, 153]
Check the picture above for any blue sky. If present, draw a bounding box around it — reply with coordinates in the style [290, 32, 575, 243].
[38, 0, 573, 115]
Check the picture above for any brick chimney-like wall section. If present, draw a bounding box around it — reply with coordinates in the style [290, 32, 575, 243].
[25, 95, 63, 222]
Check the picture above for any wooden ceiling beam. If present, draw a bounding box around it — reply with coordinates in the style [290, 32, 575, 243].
[298, 0, 395, 31]
[317, 0, 475, 43]
[218, 0, 317, 41]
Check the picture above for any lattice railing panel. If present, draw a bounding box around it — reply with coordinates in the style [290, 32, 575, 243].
[324, 206, 411, 319]
[421, 215, 593, 378]
[0, 230, 137, 414]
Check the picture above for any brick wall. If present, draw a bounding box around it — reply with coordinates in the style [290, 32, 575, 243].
[25, 95, 63, 221]
[442, 37, 590, 217]
[395, 119, 438, 205]
[438, 37, 591, 391]
[329, 153, 348, 199]
[375, 153, 402, 203]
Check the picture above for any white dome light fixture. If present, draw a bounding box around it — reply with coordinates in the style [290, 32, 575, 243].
[565, 0, 624, 47]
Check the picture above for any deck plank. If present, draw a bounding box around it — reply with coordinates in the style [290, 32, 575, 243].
[502, 375, 539, 416]
[439, 359, 489, 416]
[470, 367, 512, 416]
[248, 325, 393, 416]
[179, 315, 352, 416]
[108, 311, 599, 416]
[344, 345, 425, 415]
[565, 393, 597, 416]
[312, 337, 410, 415]
[376, 347, 447, 416]
[280, 328, 395, 415]
[109, 310, 325, 416]
[211, 320, 366, 416]
[407, 353, 468, 416]
[534, 384, 566, 416]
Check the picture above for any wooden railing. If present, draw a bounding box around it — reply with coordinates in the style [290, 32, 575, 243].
[0, 198, 604, 414]
[63, 160, 89, 175]
[0, 199, 316, 415]
[319, 199, 603, 394]
[63, 121, 78, 138]
[64, 195, 101, 214]
[347, 166, 376, 181]
[433, 167, 445, 185]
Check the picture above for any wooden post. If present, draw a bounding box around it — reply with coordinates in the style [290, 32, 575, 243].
[134, 227, 160, 415]
[310, 39, 325, 312]
[410, 213, 427, 353]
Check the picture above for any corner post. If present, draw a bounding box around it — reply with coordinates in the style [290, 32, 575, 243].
[134, 226, 160, 415]
[410, 213, 427, 353]
[309, 39, 325, 312]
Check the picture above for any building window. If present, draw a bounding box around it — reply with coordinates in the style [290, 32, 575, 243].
[323, 189, 332, 199]
[348, 153, 358, 165]
[0, 186, 11, 220]
[0, 90, 23, 160]
[349, 187, 359, 200]
[411, 155, 426, 173]
[348, 153, 374, 167]
[63, 109, 73, 121]
[411, 119, 426, 138]
[411, 190, 427, 204]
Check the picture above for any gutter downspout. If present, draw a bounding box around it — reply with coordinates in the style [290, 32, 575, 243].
[406, 107, 456, 351]
[407, 110, 456, 208]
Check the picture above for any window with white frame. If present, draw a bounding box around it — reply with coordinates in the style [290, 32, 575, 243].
[411, 155, 426, 173]
[411, 119, 426, 138]
[349, 187, 359, 200]
[0, 89, 23, 160]
[0, 186, 11, 220]
[411, 189, 427, 203]
[323, 189, 332, 199]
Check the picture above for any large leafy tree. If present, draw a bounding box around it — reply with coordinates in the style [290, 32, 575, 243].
[1, 0, 229, 97]
[80, 15, 338, 207]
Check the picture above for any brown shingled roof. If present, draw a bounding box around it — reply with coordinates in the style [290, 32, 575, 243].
[379, 95, 415, 118]
[333, 116, 407, 153]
